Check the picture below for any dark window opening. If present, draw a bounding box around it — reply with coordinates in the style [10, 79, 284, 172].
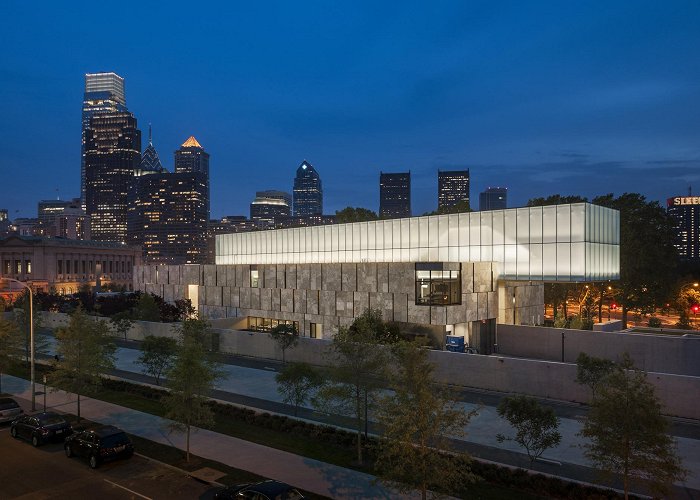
[415, 263, 461, 306]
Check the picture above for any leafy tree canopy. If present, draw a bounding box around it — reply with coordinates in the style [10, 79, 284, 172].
[335, 206, 379, 223]
[527, 194, 588, 206]
[581, 354, 686, 499]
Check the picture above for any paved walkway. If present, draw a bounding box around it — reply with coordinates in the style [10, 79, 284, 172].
[39, 335, 700, 497]
[2, 374, 417, 500]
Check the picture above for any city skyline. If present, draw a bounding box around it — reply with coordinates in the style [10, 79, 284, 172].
[2, 2, 700, 219]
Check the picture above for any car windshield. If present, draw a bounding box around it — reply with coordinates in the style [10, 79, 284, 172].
[38, 414, 66, 425]
[0, 400, 19, 410]
[100, 432, 130, 448]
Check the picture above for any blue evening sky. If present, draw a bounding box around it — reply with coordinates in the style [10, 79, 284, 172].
[1, 1, 699, 218]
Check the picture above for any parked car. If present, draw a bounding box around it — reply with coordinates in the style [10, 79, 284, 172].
[64, 425, 133, 469]
[10, 412, 72, 446]
[0, 398, 23, 424]
[214, 480, 304, 500]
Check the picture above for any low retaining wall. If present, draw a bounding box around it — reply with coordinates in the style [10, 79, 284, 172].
[496, 324, 700, 377]
[37, 312, 700, 420]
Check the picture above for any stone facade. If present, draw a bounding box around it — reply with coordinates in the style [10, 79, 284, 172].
[135, 261, 545, 348]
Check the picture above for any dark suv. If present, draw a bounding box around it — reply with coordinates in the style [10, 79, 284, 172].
[10, 412, 72, 446]
[64, 425, 134, 469]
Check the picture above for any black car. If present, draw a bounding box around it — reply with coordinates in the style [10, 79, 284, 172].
[0, 398, 23, 424]
[10, 412, 72, 446]
[64, 425, 134, 469]
[214, 480, 304, 500]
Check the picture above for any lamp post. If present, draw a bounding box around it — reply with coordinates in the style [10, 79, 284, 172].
[0, 277, 35, 411]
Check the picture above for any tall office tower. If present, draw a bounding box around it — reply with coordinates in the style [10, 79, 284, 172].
[667, 194, 700, 262]
[129, 136, 209, 264]
[175, 136, 210, 221]
[479, 187, 508, 211]
[84, 112, 141, 243]
[293, 160, 322, 217]
[81, 73, 127, 207]
[250, 191, 292, 229]
[438, 169, 470, 210]
[379, 171, 411, 219]
[37, 198, 90, 239]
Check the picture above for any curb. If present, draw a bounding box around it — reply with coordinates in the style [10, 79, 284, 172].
[134, 452, 225, 488]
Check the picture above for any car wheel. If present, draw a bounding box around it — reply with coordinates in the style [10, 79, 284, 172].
[31, 434, 40, 447]
[65, 444, 73, 458]
[10, 427, 17, 438]
[89, 455, 99, 469]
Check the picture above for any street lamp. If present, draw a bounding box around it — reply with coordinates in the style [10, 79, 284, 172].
[1, 277, 35, 411]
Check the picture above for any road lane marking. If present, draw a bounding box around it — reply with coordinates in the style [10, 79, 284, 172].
[103, 479, 153, 499]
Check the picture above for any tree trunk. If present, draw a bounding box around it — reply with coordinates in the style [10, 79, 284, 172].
[622, 304, 628, 329]
[77, 393, 81, 421]
[186, 424, 191, 462]
[598, 287, 604, 323]
[355, 385, 363, 464]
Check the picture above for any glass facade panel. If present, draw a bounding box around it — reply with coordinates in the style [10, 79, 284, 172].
[516, 208, 530, 245]
[542, 206, 557, 243]
[480, 211, 492, 246]
[504, 209, 516, 244]
[215, 202, 619, 281]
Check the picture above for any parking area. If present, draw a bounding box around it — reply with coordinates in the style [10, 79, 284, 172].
[0, 423, 217, 499]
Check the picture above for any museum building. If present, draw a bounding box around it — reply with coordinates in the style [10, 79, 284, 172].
[134, 203, 619, 352]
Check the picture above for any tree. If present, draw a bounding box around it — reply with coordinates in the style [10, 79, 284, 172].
[527, 194, 588, 206]
[593, 193, 679, 329]
[496, 395, 561, 466]
[175, 298, 197, 320]
[580, 354, 687, 499]
[136, 335, 178, 385]
[110, 311, 134, 341]
[0, 316, 21, 393]
[313, 309, 397, 464]
[51, 307, 116, 420]
[375, 341, 477, 500]
[275, 362, 322, 416]
[335, 206, 378, 223]
[134, 293, 161, 322]
[163, 318, 224, 461]
[575, 352, 615, 401]
[269, 323, 299, 363]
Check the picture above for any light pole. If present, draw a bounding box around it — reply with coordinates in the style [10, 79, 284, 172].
[1, 277, 35, 410]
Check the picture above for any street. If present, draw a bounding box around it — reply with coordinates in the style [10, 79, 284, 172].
[0, 421, 217, 499]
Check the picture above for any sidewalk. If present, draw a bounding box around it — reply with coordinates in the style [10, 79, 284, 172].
[2, 374, 416, 500]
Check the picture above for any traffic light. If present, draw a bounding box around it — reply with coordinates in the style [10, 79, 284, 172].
[611, 303, 618, 311]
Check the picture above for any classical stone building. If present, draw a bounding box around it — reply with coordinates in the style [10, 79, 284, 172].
[0, 236, 142, 298]
[135, 202, 619, 351]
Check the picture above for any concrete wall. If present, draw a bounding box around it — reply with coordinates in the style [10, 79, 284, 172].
[496, 324, 700, 377]
[36, 312, 700, 420]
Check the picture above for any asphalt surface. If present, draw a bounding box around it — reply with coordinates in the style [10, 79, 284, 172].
[0, 420, 218, 500]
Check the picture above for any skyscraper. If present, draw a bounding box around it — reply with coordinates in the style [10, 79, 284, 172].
[667, 194, 700, 262]
[129, 136, 209, 264]
[437, 169, 470, 210]
[37, 198, 89, 240]
[138, 125, 165, 174]
[293, 160, 322, 217]
[81, 73, 127, 207]
[84, 112, 141, 243]
[479, 187, 508, 211]
[380, 171, 411, 218]
[175, 136, 210, 221]
[250, 190, 292, 229]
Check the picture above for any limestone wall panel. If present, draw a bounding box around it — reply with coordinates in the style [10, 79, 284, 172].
[322, 264, 342, 291]
[281, 289, 294, 313]
[293, 289, 307, 314]
[319, 290, 336, 316]
[357, 263, 377, 292]
[341, 264, 357, 291]
[336, 291, 354, 318]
